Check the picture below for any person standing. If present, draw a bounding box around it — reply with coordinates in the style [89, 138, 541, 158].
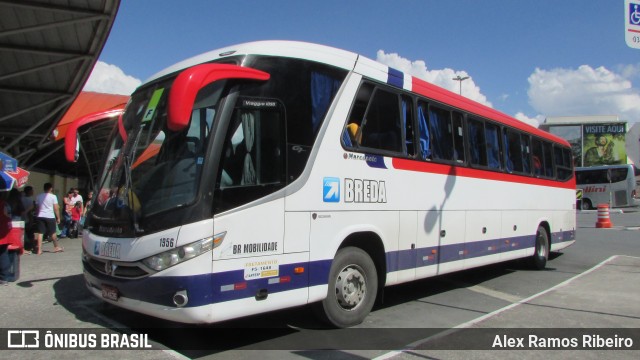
[7, 188, 24, 221]
[20, 186, 35, 216]
[69, 201, 82, 238]
[70, 188, 83, 215]
[34, 183, 63, 254]
[20, 186, 35, 252]
[82, 190, 93, 219]
[59, 189, 73, 238]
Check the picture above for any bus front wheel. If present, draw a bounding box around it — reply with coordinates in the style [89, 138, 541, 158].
[530, 226, 549, 270]
[318, 247, 378, 328]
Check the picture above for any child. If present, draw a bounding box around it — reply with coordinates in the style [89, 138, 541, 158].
[69, 201, 82, 239]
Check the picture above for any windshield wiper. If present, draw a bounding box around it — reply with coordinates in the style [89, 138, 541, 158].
[123, 154, 144, 235]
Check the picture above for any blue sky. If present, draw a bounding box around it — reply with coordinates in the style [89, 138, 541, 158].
[85, 0, 640, 126]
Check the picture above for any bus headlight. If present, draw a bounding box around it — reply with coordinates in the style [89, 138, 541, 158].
[142, 232, 226, 272]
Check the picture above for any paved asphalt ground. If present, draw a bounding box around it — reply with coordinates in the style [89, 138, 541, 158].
[1, 210, 639, 359]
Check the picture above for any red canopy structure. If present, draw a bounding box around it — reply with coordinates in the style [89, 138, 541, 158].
[54, 92, 129, 188]
[55, 92, 129, 141]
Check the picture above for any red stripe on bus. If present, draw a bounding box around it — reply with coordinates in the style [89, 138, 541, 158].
[410, 77, 570, 146]
[392, 158, 576, 190]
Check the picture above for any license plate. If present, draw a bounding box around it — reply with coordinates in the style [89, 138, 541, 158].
[101, 284, 119, 301]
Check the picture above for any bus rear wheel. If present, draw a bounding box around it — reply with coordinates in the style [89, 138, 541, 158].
[317, 247, 378, 328]
[529, 226, 549, 270]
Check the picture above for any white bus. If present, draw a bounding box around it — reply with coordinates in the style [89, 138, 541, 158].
[81, 41, 576, 328]
[576, 164, 640, 210]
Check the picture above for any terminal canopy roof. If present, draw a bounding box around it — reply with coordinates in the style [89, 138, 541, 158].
[0, 0, 120, 175]
[56, 91, 128, 187]
[55, 91, 128, 142]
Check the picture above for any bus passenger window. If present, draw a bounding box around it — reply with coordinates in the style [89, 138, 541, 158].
[311, 71, 342, 133]
[554, 146, 573, 181]
[609, 168, 628, 183]
[468, 118, 487, 167]
[532, 139, 545, 176]
[402, 96, 415, 157]
[521, 134, 531, 174]
[485, 123, 502, 170]
[359, 88, 403, 154]
[452, 112, 465, 163]
[343, 83, 373, 149]
[428, 106, 455, 161]
[542, 141, 554, 178]
[417, 103, 431, 160]
[504, 129, 524, 173]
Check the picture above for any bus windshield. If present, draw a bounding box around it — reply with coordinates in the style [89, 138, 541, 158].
[88, 57, 347, 237]
[92, 77, 225, 230]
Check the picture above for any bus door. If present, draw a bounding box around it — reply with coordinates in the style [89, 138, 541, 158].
[214, 100, 287, 261]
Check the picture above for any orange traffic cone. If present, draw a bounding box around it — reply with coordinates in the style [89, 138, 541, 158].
[595, 204, 613, 228]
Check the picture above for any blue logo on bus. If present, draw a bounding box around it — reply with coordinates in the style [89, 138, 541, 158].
[323, 177, 340, 202]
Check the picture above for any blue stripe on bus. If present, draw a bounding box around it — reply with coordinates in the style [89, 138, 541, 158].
[551, 230, 575, 245]
[385, 235, 537, 272]
[387, 67, 404, 88]
[84, 231, 574, 308]
[365, 154, 387, 169]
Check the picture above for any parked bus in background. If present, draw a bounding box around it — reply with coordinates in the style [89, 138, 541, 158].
[575, 164, 640, 210]
[81, 41, 576, 328]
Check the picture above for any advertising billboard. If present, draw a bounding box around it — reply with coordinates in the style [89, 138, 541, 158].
[582, 123, 627, 166]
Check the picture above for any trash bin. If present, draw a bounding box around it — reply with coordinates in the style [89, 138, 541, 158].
[6, 221, 24, 282]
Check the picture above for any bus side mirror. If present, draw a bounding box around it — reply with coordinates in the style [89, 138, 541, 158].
[117, 113, 127, 142]
[64, 108, 124, 162]
[167, 64, 270, 132]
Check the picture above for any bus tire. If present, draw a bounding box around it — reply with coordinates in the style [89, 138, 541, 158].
[318, 246, 378, 328]
[530, 226, 549, 270]
[581, 199, 592, 210]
